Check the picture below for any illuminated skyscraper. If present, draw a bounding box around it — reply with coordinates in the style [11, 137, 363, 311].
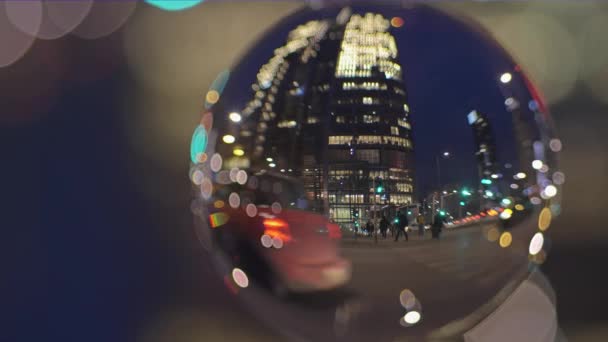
[467, 110, 499, 201]
[235, 10, 414, 225]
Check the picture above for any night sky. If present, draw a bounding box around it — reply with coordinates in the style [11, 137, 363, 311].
[223, 4, 527, 198]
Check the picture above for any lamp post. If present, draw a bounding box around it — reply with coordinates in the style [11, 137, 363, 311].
[435, 151, 451, 192]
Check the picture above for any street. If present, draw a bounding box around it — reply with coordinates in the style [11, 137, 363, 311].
[222, 222, 535, 342]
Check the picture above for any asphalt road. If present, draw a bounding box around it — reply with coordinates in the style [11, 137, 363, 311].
[173, 223, 535, 342]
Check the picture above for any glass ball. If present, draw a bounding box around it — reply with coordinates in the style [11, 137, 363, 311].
[189, 4, 562, 341]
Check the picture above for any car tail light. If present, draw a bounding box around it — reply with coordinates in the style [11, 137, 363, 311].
[326, 222, 342, 239]
[263, 218, 292, 242]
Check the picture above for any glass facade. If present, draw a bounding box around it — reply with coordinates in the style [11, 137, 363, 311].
[232, 12, 415, 226]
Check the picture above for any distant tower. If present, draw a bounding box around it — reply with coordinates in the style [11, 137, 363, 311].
[467, 110, 499, 202]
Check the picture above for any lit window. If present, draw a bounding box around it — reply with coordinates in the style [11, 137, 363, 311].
[363, 115, 379, 123]
[403, 104, 410, 112]
[336, 116, 345, 123]
[277, 120, 297, 128]
[363, 97, 373, 105]
[391, 126, 399, 135]
[307, 117, 319, 124]
[397, 119, 411, 129]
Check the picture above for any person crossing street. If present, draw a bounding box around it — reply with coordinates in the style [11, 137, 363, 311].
[394, 210, 409, 242]
[416, 213, 425, 237]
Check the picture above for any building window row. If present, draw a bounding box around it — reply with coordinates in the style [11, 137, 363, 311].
[389, 195, 413, 205]
[363, 114, 380, 123]
[307, 116, 320, 124]
[277, 120, 297, 128]
[329, 135, 413, 148]
[397, 119, 411, 129]
[396, 183, 414, 193]
[336, 97, 382, 105]
[342, 81, 388, 91]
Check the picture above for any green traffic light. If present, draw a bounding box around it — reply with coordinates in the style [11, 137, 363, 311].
[376, 186, 384, 193]
[461, 189, 472, 196]
[481, 179, 492, 185]
[459, 201, 466, 206]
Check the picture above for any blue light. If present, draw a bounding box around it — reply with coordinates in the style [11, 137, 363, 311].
[146, 0, 204, 11]
[190, 125, 208, 163]
[210, 70, 230, 94]
[205, 70, 231, 109]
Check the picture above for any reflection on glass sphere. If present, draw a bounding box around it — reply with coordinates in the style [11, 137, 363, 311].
[189, 4, 562, 341]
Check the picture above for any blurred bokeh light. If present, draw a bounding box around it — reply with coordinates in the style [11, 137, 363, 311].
[71, 1, 138, 39]
[145, 0, 205, 12]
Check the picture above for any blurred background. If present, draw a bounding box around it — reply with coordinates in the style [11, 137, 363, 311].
[2, 1, 607, 341]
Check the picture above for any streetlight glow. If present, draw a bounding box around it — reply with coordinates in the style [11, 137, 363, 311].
[543, 185, 558, 198]
[404, 311, 421, 324]
[532, 160, 544, 170]
[500, 72, 512, 83]
[222, 134, 236, 144]
[233, 148, 245, 157]
[229, 112, 242, 123]
[529, 232, 544, 256]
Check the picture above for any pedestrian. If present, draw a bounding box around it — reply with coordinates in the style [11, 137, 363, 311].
[365, 220, 374, 238]
[394, 211, 409, 242]
[416, 213, 425, 237]
[379, 215, 388, 239]
[431, 212, 446, 239]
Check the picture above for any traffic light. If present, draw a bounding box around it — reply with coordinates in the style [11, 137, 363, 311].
[459, 201, 466, 206]
[351, 208, 359, 218]
[481, 178, 492, 185]
[375, 179, 384, 194]
[461, 189, 472, 197]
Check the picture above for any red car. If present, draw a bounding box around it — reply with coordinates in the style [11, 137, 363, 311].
[209, 173, 351, 296]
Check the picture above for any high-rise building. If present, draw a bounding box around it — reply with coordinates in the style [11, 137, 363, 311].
[467, 110, 499, 200]
[234, 11, 414, 226]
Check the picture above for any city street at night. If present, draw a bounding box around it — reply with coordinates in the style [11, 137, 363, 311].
[213, 221, 535, 342]
[5, 2, 608, 342]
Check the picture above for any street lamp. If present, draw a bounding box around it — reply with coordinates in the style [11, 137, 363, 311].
[500, 72, 512, 84]
[435, 151, 451, 191]
[432, 151, 451, 224]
